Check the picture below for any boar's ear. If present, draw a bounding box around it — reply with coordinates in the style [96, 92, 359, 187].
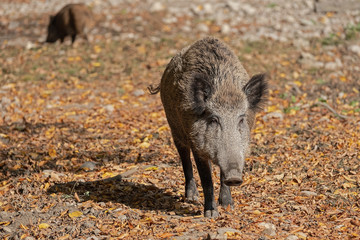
[243, 74, 268, 111]
[191, 73, 212, 115]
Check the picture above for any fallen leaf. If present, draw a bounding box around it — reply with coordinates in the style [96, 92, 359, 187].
[48, 148, 57, 158]
[157, 233, 173, 238]
[91, 62, 101, 67]
[38, 223, 50, 229]
[69, 211, 83, 218]
[145, 166, 158, 171]
[139, 142, 150, 149]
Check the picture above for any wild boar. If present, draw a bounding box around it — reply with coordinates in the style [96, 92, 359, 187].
[150, 37, 268, 217]
[46, 3, 94, 44]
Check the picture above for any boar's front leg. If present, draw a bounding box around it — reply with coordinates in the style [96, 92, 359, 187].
[218, 171, 234, 208]
[193, 151, 218, 218]
[174, 140, 199, 201]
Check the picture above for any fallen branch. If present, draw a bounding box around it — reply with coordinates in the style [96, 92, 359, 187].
[317, 102, 348, 119]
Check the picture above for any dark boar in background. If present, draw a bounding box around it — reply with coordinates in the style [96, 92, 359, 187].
[46, 3, 94, 44]
[150, 37, 268, 217]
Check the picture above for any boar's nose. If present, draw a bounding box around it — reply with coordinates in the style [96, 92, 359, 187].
[223, 163, 243, 186]
[224, 177, 243, 186]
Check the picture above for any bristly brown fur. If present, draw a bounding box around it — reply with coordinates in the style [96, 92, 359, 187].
[147, 84, 160, 95]
[46, 3, 94, 44]
[156, 36, 269, 218]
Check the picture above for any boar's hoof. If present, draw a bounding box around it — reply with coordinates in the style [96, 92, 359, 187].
[204, 209, 219, 218]
[224, 178, 243, 186]
[185, 180, 199, 201]
[218, 196, 234, 208]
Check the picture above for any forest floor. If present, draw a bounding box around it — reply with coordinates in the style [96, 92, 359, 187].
[0, 0, 360, 239]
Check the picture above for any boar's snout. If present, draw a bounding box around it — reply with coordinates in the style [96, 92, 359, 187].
[223, 168, 243, 186]
[224, 177, 243, 186]
[46, 35, 57, 43]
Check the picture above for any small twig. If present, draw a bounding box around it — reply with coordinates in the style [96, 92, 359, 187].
[70, 181, 79, 195]
[317, 102, 348, 119]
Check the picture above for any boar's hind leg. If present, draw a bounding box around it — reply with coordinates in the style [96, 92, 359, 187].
[174, 140, 199, 201]
[193, 151, 218, 218]
[71, 34, 77, 44]
[218, 171, 234, 208]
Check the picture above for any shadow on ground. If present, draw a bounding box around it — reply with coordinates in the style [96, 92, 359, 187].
[47, 174, 199, 215]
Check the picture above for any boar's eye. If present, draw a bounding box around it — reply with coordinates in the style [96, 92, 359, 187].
[208, 115, 220, 125]
[238, 114, 246, 126]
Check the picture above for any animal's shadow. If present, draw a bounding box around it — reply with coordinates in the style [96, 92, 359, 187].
[47, 174, 198, 215]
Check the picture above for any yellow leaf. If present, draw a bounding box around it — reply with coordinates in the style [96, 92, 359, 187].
[48, 148, 57, 158]
[267, 105, 278, 112]
[340, 76, 347, 82]
[131, 128, 139, 133]
[69, 211, 83, 218]
[45, 126, 55, 138]
[0, 133, 9, 139]
[225, 231, 237, 237]
[102, 172, 116, 178]
[253, 210, 262, 215]
[281, 61, 290, 66]
[41, 90, 53, 98]
[0, 221, 11, 226]
[91, 62, 101, 67]
[11, 164, 22, 171]
[150, 112, 160, 118]
[334, 189, 342, 195]
[145, 166, 158, 171]
[94, 45, 101, 53]
[20, 224, 28, 230]
[38, 223, 50, 229]
[44, 182, 50, 190]
[64, 111, 76, 116]
[326, 12, 334, 17]
[143, 135, 153, 142]
[137, 45, 146, 54]
[289, 108, 297, 115]
[2, 83, 16, 89]
[294, 81, 302, 86]
[139, 142, 150, 149]
[157, 125, 169, 132]
[20, 233, 28, 239]
[75, 84, 84, 89]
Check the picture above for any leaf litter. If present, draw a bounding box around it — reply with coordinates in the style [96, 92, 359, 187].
[0, 2, 360, 240]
